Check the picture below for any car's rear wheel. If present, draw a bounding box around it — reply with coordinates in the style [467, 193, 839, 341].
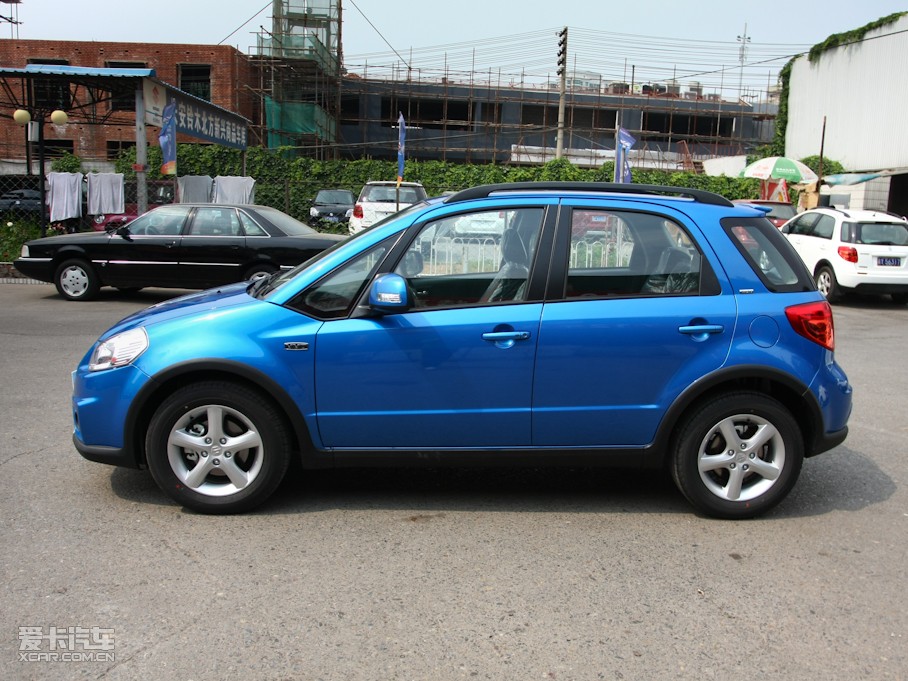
[244, 263, 278, 282]
[815, 265, 841, 302]
[54, 259, 100, 301]
[145, 381, 291, 514]
[671, 392, 803, 519]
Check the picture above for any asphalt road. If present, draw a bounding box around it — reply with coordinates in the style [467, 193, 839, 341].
[1, 281, 906, 681]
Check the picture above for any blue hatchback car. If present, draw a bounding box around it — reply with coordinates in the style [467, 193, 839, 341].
[72, 182, 852, 519]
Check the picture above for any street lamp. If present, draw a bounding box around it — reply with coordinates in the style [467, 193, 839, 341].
[13, 107, 68, 236]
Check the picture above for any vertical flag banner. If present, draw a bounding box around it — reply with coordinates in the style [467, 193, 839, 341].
[615, 127, 636, 184]
[159, 98, 177, 175]
[397, 112, 406, 187]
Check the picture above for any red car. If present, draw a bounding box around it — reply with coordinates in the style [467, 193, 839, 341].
[732, 199, 797, 228]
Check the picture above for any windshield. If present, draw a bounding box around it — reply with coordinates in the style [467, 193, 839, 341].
[253, 206, 318, 236]
[315, 190, 354, 204]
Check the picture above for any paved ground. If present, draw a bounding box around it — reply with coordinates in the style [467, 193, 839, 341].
[1, 283, 906, 680]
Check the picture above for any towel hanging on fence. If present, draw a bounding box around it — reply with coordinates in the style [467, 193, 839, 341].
[86, 173, 125, 215]
[212, 176, 255, 204]
[46, 172, 83, 222]
[177, 175, 213, 203]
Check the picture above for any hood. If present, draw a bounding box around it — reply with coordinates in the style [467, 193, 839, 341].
[101, 282, 255, 338]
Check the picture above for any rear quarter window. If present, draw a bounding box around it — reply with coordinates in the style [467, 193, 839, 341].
[722, 217, 813, 292]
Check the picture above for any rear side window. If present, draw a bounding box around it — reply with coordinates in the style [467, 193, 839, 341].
[723, 218, 812, 291]
[563, 209, 714, 298]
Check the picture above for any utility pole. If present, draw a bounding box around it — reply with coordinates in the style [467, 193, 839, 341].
[736, 24, 750, 145]
[555, 27, 568, 159]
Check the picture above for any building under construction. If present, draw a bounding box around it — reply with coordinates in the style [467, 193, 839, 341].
[0, 0, 777, 171]
[251, 0, 776, 170]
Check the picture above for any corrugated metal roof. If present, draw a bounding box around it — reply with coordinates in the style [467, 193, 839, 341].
[23, 64, 155, 78]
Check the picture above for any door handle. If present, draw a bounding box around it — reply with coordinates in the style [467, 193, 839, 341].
[481, 330, 531, 349]
[678, 324, 724, 342]
[482, 331, 531, 341]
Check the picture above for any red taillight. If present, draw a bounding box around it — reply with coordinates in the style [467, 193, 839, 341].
[352, 204, 364, 219]
[786, 301, 835, 351]
[837, 246, 858, 263]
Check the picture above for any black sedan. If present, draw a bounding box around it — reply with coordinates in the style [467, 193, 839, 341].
[14, 203, 346, 300]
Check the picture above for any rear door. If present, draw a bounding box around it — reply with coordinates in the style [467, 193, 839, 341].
[531, 201, 737, 448]
[178, 206, 251, 287]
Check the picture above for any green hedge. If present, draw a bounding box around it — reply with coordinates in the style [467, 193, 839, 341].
[2, 147, 769, 262]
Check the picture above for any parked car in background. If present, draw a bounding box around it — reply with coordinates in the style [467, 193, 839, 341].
[348, 181, 428, 234]
[0, 188, 46, 217]
[14, 203, 345, 300]
[782, 207, 908, 303]
[70, 182, 851, 519]
[731, 199, 796, 228]
[309, 189, 355, 225]
[90, 184, 175, 231]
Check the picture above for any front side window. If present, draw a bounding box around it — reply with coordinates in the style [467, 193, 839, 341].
[293, 239, 395, 319]
[128, 206, 187, 236]
[394, 208, 544, 308]
[788, 213, 819, 236]
[564, 210, 703, 298]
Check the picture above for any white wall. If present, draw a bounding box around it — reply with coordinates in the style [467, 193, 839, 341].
[785, 15, 908, 172]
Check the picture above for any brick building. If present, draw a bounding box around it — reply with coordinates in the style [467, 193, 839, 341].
[0, 39, 259, 168]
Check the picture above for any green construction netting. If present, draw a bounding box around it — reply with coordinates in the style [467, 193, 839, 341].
[264, 97, 336, 147]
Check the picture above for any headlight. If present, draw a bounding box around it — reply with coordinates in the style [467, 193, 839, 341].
[309, 207, 318, 217]
[89, 328, 149, 371]
[20, 244, 29, 257]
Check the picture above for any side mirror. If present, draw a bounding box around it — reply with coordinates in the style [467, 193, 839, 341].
[368, 273, 410, 314]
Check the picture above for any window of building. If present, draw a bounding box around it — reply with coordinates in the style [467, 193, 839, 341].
[27, 58, 72, 111]
[43, 140, 75, 158]
[106, 140, 136, 160]
[106, 61, 146, 110]
[179, 64, 211, 101]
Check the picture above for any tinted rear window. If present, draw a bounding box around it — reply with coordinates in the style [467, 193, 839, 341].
[252, 206, 317, 236]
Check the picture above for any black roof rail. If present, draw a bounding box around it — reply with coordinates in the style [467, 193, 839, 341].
[443, 182, 734, 207]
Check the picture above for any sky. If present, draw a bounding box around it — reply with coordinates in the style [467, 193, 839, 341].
[6, 0, 908, 97]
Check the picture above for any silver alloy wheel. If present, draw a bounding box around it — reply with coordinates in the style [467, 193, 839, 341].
[58, 264, 91, 298]
[815, 269, 833, 297]
[166, 404, 264, 497]
[696, 413, 785, 502]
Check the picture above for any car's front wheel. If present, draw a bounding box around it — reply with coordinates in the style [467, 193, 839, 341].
[243, 263, 278, 282]
[815, 265, 842, 302]
[671, 392, 804, 519]
[145, 381, 292, 514]
[54, 259, 100, 301]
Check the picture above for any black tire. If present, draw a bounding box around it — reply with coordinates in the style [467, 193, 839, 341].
[671, 392, 804, 519]
[243, 263, 278, 282]
[815, 265, 841, 302]
[145, 381, 292, 514]
[891, 293, 908, 305]
[54, 258, 100, 301]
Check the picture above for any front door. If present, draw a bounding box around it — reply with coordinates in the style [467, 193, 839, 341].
[313, 206, 548, 449]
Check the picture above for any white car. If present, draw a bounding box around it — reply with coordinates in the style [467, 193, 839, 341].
[348, 181, 427, 234]
[782, 207, 908, 304]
